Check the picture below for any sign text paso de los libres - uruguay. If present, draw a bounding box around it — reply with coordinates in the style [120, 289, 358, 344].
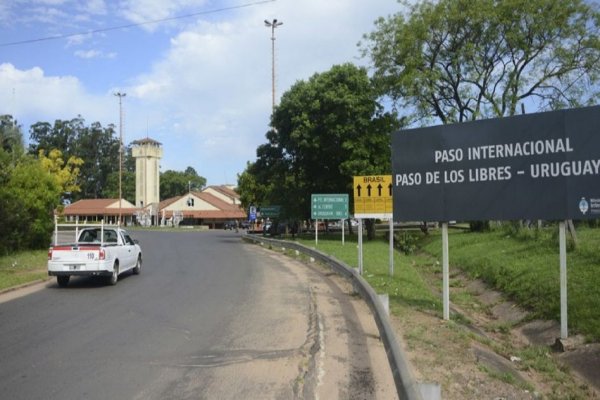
[392, 106, 600, 221]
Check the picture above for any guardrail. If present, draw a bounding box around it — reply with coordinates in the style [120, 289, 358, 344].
[242, 234, 425, 400]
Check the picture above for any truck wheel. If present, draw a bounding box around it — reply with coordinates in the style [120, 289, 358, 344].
[107, 262, 119, 286]
[57, 276, 70, 288]
[132, 255, 142, 275]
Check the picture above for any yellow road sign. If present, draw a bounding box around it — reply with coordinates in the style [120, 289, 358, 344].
[353, 175, 393, 217]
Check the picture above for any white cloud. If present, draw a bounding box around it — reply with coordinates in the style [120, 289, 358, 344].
[74, 49, 117, 59]
[0, 63, 114, 129]
[81, 0, 107, 15]
[36, 0, 69, 5]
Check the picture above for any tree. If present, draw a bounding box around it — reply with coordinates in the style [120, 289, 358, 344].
[0, 138, 61, 253]
[104, 145, 136, 202]
[0, 118, 64, 253]
[239, 63, 400, 237]
[29, 117, 120, 200]
[1, 115, 24, 155]
[160, 168, 207, 200]
[0, 116, 26, 253]
[1, 158, 60, 251]
[29, 119, 77, 156]
[38, 149, 84, 195]
[72, 120, 119, 199]
[361, 0, 600, 125]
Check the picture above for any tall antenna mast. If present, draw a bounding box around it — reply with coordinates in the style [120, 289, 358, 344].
[114, 92, 127, 225]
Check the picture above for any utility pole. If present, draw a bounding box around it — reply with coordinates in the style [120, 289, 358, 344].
[114, 92, 126, 225]
[264, 18, 283, 114]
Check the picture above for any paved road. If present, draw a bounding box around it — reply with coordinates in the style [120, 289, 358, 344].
[0, 231, 396, 399]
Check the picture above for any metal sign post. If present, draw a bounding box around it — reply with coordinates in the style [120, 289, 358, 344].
[559, 221, 568, 338]
[442, 222, 450, 320]
[315, 219, 318, 246]
[389, 218, 394, 276]
[358, 218, 363, 275]
[341, 219, 345, 246]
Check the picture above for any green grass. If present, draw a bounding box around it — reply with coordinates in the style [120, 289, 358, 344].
[290, 225, 600, 340]
[0, 250, 48, 291]
[421, 227, 600, 341]
[293, 233, 441, 316]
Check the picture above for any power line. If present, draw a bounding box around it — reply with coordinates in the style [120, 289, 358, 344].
[0, 0, 276, 48]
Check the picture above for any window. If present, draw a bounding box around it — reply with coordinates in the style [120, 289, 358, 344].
[123, 233, 135, 245]
[103, 230, 118, 243]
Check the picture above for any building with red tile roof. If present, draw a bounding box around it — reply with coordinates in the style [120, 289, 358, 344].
[60, 186, 246, 229]
[158, 187, 246, 228]
[61, 199, 139, 225]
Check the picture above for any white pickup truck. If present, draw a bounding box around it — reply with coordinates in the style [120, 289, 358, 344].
[48, 224, 142, 287]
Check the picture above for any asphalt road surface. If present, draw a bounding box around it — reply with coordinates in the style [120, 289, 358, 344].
[0, 230, 396, 399]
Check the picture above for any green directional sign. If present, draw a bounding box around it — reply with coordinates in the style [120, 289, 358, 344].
[260, 205, 281, 218]
[311, 194, 349, 219]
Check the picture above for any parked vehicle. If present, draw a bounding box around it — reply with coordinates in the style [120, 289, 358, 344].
[47, 223, 142, 287]
[224, 220, 237, 230]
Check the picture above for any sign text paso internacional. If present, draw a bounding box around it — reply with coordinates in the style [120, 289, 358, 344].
[392, 106, 600, 221]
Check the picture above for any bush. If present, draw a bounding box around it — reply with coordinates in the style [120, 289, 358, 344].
[394, 231, 419, 255]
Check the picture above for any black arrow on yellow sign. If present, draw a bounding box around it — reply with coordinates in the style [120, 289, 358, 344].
[356, 184, 362, 197]
[377, 184, 383, 196]
[367, 184, 372, 196]
[388, 183, 392, 196]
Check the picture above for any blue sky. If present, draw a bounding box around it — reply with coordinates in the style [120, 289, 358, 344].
[0, 0, 403, 186]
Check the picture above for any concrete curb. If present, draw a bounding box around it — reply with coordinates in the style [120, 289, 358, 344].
[0, 278, 50, 296]
[243, 235, 425, 400]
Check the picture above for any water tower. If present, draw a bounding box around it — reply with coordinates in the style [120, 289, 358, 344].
[132, 138, 163, 208]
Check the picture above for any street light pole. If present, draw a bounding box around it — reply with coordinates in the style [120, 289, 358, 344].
[114, 92, 126, 225]
[264, 18, 283, 114]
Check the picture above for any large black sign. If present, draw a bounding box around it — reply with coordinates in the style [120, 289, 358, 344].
[392, 106, 600, 221]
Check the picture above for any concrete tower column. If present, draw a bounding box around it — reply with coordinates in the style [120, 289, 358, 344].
[132, 138, 163, 209]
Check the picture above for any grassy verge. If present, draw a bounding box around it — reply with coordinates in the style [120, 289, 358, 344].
[292, 225, 600, 341]
[420, 226, 600, 341]
[287, 228, 598, 398]
[293, 233, 442, 317]
[0, 250, 48, 291]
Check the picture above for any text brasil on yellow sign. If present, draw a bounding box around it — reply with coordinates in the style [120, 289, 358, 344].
[353, 175, 393, 218]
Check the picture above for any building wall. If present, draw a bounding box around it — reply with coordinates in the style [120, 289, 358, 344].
[164, 195, 220, 212]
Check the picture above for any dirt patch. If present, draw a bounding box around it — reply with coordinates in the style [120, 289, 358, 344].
[390, 269, 600, 399]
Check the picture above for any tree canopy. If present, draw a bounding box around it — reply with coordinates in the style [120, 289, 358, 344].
[238, 63, 399, 220]
[38, 149, 84, 195]
[160, 167, 207, 200]
[361, 0, 600, 124]
[0, 119, 63, 254]
[29, 117, 119, 200]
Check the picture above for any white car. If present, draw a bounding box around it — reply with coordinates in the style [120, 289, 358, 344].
[48, 226, 142, 287]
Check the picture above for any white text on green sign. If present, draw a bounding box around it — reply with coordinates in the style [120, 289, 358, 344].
[311, 194, 349, 219]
